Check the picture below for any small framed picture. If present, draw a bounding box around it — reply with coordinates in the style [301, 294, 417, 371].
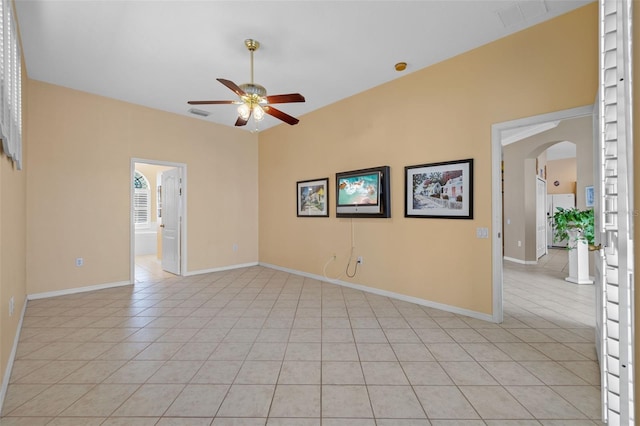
[405, 158, 474, 219]
[297, 178, 329, 217]
[585, 185, 595, 207]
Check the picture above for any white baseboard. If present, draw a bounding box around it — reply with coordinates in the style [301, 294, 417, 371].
[185, 262, 259, 277]
[0, 295, 27, 416]
[503, 256, 538, 265]
[27, 280, 132, 300]
[259, 262, 495, 323]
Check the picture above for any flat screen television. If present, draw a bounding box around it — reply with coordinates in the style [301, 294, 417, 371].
[336, 166, 390, 218]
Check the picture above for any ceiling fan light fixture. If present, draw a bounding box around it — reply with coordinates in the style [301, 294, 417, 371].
[253, 105, 265, 121]
[237, 103, 251, 120]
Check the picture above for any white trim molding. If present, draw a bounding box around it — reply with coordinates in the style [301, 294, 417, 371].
[27, 280, 131, 301]
[185, 262, 259, 277]
[0, 296, 27, 416]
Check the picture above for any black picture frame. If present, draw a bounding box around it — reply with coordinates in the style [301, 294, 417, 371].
[297, 178, 329, 217]
[405, 159, 474, 219]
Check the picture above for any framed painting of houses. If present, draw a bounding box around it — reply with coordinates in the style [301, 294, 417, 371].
[405, 159, 473, 219]
[297, 178, 329, 217]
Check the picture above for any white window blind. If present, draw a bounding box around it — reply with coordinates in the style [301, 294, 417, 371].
[0, 0, 22, 169]
[134, 171, 151, 228]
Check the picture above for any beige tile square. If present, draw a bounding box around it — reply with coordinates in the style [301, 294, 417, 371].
[519, 361, 589, 385]
[415, 329, 455, 343]
[234, 360, 282, 384]
[246, 342, 287, 360]
[460, 386, 532, 419]
[322, 385, 373, 418]
[97, 342, 150, 360]
[212, 419, 267, 426]
[164, 384, 229, 417]
[284, 343, 321, 361]
[1, 383, 49, 414]
[550, 385, 602, 419]
[368, 385, 426, 418]
[278, 361, 321, 384]
[156, 418, 214, 426]
[216, 384, 275, 417]
[147, 360, 203, 383]
[494, 343, 549, 361]
[103, 360, 164, 383]
[171, 342, 219, 360]
[7, 384, 93, 417]
[413, 386, 479, 419]
[426, 343, 474, 361]
[440, 361, 498, 385]
[391, 343, 434, 361]
[59, 360, 126, 383]
[60, 383, 139, 416]
[506, 386, 588, 419]
[353, 328, 388, 343]
[289, 328, 322, 342]
[15, 360, 87, 384]
[356, 343, 397, 361]
[322, 342, 359, 361]
[133, 342, 184, 360]
[209, 342, 253, 360]
[361, 361, 409, 385]
[480, 361, 544, 385]
[101, 417, 159, 426]
[460, 343, 512, 361]
[401, 361, 453, 385]
[267, 419, 319, 426]
[112, 383, 184, 416]
[322, 361, 364, 385]
[191, 360, 243, 384]
[269, 384, 320, 417]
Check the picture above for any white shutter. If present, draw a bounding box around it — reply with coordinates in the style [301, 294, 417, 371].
[134, 189, 150, 227]
[596, 0, 634, 424]
[0, 0, 22, 169]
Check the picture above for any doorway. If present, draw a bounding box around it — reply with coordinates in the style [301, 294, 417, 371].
[130, 158, 187, 283]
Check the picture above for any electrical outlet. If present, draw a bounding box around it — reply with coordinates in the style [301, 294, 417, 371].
[357, 256, 363, 264]
[233, 244, 238, 252]
[76, 257, 83, 267]
[517, 241, 522, 247]
[9, 296, 14, 316]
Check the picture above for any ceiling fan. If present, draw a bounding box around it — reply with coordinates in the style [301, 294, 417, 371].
[188, 39, 305, 127]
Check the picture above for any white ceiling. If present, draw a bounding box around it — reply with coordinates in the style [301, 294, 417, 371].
[15, 0, 592, 131]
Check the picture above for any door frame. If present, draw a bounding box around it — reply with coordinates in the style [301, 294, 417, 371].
[130, 158, 188, 282]
[490, 104, 593, 323]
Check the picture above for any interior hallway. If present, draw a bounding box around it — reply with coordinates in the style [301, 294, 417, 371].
[0, 248, 602, 425]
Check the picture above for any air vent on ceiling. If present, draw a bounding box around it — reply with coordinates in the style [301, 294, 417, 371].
[188, 108, 210, 117]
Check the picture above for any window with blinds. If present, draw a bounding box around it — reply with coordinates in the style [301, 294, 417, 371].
[134, 171, 151, 228]
[0, 0, 22, 169]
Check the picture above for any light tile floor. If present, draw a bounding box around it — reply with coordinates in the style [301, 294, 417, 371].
[1, 248, 603, 425]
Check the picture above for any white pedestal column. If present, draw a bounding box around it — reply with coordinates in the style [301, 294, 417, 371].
[565, 229, 594, 284]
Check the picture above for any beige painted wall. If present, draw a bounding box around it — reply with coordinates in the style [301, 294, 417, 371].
[0, 63, 28, 401]
[503, 116, 593, 262]
[547, 157, 577, 195]
[25, 81, 259, 295]
[259, 4, 598, 315]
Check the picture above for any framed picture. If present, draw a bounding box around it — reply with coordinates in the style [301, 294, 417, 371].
[585, 185, 595, 207]
[405, 158, 474, 219]
[297, 178, 329, 217]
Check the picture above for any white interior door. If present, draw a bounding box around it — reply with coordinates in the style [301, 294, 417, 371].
[536, 177, 547, 259]
[595, 0, 634, 423]
[161, 168, 181, 275]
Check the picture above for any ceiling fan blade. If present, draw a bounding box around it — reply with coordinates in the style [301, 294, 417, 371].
[265, 106, 299, 125]
[188, 100, 237, 105]
[217, 78, 246, 97]
[235, 113, 250, 127]
[265, 93, 306, 104]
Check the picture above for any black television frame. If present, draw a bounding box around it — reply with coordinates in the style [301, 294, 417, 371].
[335, 165, 391, 218]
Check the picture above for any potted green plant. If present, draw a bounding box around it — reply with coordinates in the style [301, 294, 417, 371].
[552, 207, 595, 247]
[552, 207, 595, 284]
